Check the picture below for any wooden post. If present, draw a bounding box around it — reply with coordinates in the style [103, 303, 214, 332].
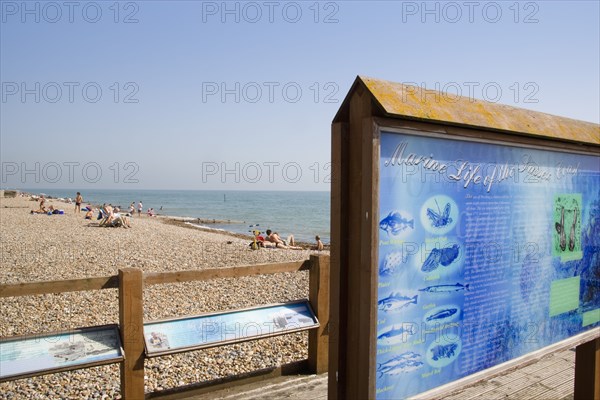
[574, 337, 600, 400]
[119, 268, 145, 399]
[308, 254, 330, 374]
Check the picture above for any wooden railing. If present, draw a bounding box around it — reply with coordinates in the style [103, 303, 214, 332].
[0, 254, 330, 399]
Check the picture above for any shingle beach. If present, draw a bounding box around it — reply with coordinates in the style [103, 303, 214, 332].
[0, 195, 326, 399]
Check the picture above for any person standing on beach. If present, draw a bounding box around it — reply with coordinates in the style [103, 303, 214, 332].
[74, 192, 83, 213]
[137, 201, 143, 217]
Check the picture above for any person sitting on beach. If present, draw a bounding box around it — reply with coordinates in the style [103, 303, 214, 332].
[147, 208, 156, 217]
[112, 211, 132, 228]
[84, 209, 94, 220]
[102, 204, 131, 228]
[31, 196, 48, 214]
[265, 229, 302, 249]
[313, 235, 324, 251]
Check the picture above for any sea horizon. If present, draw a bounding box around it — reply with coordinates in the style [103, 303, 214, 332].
[14, 188, 331, 244]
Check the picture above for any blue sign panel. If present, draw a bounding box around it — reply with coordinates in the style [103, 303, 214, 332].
[0, 325, 123, 381]
[144, 300, 318, 356]
[376, 130, 600, 399]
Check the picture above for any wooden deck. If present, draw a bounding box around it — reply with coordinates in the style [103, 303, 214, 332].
[169, 348, 575, 400]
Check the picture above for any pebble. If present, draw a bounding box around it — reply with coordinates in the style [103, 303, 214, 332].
[0, 196, 326, 398]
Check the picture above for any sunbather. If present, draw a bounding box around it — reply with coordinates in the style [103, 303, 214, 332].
[265, 229, 301, 249]
[313, 235, 324, 251]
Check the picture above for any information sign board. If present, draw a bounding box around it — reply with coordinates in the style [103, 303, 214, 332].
[144, 300, 319, 357]
[0, 325, 124, 382]
[375, 129, 600, 399]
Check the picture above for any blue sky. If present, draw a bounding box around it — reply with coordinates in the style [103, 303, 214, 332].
[1, 1, 599, 191]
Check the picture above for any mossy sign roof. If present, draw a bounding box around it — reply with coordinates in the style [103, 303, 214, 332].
[334, 76, 599, 146]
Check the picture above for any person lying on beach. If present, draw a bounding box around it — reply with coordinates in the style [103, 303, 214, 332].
[265, 229, 302, 249]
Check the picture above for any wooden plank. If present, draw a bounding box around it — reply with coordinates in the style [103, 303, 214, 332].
[574, 337, 600, 400]
[344, 87, 374, 400]
[0, 275, 119, 298]
[308, 254, 331, 374]
[145, 360, 308, 399]
[360, 115, 379, 399]
[144, 261, 310, 286]
[329, 121, 348, 400]
[119, 268, 145, 399]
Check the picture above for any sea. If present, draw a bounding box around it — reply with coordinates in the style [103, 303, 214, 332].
[21, 189, 330, 243]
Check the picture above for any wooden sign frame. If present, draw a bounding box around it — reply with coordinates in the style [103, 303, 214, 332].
[329, 76, 600, 399]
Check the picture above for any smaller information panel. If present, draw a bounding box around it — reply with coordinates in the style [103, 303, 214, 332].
[144, 300, 319, 357]
[0, 325, 124, 381]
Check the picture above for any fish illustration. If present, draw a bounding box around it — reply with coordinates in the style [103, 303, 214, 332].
[379, 211, 414, 236]
[427, 199, 452, 228]
[430, 343, 458, 361]
[377, 352, 421, 372]
[426, 307, 458, 322]
[378, 292, 418, 312]
[379, 251, 407, 275]
[556, 206, 566, 251]
[377, 324, 417, 345]
[569, 206, 578, 251]
[419, 283, 470, 293]
[421, 245, 460, 272]
[378, 359, 423, 377]
[439, 245, 460, 266]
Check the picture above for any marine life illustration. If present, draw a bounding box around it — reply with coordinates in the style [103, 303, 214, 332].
[569, 205, 578, 251]
[554, 197, 581, 254]
[425, 307, 458, 322]
[377, 352, 423, 377]
[520, 253, 537, 302]
[49, 339, 115, 363]
[380, 251, 407, 276]
[378, 292, 418, 312]
[427, 199, 452, 228]
[148, 331, 170, 350]
[421, 244, 460, 272]
[556, 206, 566, 251]
[430, 343, 458, 361]
[379, 211, 414, 236]
[419, 282, 470, 293]
[377, 324, 417, 345]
